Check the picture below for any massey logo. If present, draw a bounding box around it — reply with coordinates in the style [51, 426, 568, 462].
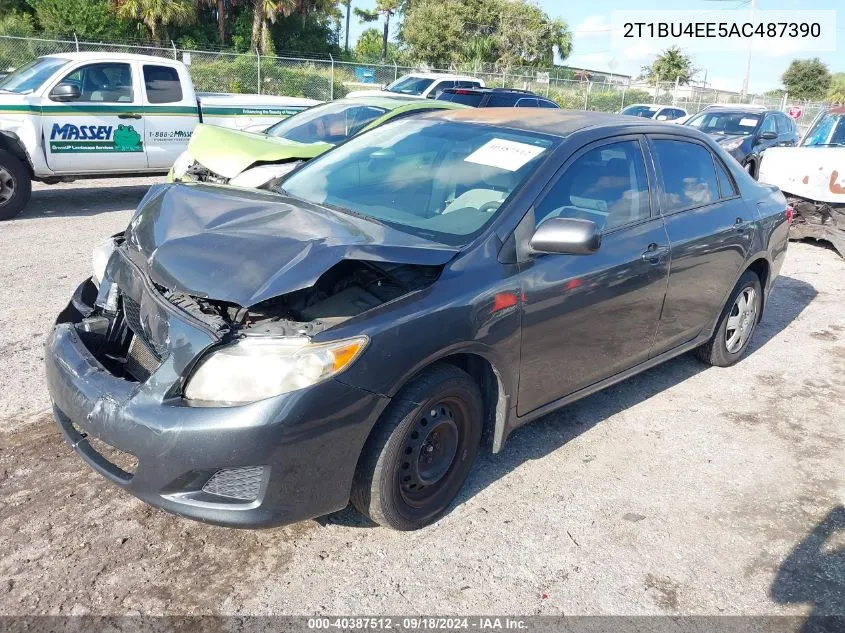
[50, 123, 113, 141]
[49, 124, 143, 153]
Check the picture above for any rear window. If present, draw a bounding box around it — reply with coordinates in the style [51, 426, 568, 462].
[487, 93, 520, 107]
[539, 99, 560, 109]
[143, 65, 182, 103]
[652, 139, 720, 212]
[437, 91, 484, 107]
[622, 105, 659, 118]
[516, 98, 539, 108]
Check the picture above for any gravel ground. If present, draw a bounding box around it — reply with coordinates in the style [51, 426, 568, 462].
[0, 178, 843, 618]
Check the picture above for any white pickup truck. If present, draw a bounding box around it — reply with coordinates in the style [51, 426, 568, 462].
[0, 52, 319, 220]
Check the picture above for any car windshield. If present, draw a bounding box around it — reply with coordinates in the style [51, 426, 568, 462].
[385, 75, 435, 96]
[264, 101, 389, 144]
[0, 57, 70, 94]
[801, 112, 845, 146]
[281, 119, 558, 246]
[437, 91, 484, 107]
[621, 105, 659, 118]
[686, 111, 761, 135]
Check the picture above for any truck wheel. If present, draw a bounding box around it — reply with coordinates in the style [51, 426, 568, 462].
[696, 270, 762, 367]
[351, 364, 483, 530]
[0, 149, 31, 221]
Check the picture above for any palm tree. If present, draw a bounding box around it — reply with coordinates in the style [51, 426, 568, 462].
[251, 0, 295, 54]
[117, 0, 197, 44]
[354, 0, 399, 62]
[199, 0, 228, 46]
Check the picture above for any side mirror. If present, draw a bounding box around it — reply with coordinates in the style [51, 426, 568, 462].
[759, 131, 777, 140]
[529, 217, 601, 255]
[49, 83, 81, 101]
[656, 114, 668, 121]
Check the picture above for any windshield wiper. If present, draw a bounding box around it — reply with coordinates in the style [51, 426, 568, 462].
[805, 143, 845, 147]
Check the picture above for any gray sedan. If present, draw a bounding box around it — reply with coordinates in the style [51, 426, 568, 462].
[46, 109, 790, 531]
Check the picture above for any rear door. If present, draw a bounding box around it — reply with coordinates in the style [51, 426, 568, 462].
[648, 136, 753, 355]
[516, 136, 670, 415]
[141, 63, 200, 169]
[43, 60, 147, 173]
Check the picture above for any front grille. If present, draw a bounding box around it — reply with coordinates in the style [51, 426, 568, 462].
[125, 335, 161, 381]
[202, 466, 266, 501]
[122, 295, 154, 354]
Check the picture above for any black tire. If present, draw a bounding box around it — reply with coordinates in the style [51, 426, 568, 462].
[351, 364, 483, 530]
[0, 149, 31, 221]
[696, 269, 763, 367]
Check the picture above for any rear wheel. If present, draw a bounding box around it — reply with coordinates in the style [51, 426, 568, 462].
[696, 270, 762, 367]
[0, 149, 31, 221]
[351, 364, 483, 530]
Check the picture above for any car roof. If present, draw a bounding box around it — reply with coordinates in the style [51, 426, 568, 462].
[695, 108, 777, 115]
[442, 87, 539, 95]
[341, 94, 455, 109]
[398, 72, 479, 80]
[624, 103, 680, 108]
[415, 107, 696, 137]
[44, 52, 180, 64]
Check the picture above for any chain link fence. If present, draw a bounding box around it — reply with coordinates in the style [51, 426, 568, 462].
[0, 34, 831, 127]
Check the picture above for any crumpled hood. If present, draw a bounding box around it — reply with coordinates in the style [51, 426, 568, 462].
[124, 184, 458, 307]
[187, 124, 332, 179]
[758, 146, 845, 204]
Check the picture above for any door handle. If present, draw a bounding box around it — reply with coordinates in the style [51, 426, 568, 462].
[118, 113, 142, 119]
[641, 243, 669, 264]
[735, 217, 748, 233]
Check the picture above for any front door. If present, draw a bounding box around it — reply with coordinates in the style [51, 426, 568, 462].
[517, 137, 671, 416]
[43, 61, 147, 173]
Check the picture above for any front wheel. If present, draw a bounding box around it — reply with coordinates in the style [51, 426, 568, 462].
[0, 149, 32, 221]
[696, 270, 763, 367]
[351, 364, 483, 530]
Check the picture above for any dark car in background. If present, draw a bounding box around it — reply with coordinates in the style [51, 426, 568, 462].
[683, 107, 799, 179]
[436, 87, 560, 108]
[46, 109, 790, 532]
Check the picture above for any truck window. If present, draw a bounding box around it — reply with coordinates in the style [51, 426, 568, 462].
[55, 63, 133, 103]
[144, 65, 183, 104]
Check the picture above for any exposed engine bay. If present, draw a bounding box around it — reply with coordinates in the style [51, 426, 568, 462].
[182, 160, 303, 190]
[163, 258, 442, 338]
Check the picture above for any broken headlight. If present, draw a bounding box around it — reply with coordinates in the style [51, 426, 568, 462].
[719, 137, 745, 152]
[184, 335, 368, 405]
[91, 238, 116, 287]
[169, 150, 194, 182]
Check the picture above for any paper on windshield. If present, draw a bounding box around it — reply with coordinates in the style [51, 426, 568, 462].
[464, 139, 546, 172]
[739, 118, 758, 127]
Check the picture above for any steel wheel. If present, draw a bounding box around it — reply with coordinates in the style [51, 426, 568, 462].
[0, 166, 16, 206]
[725, 286, 758, 353]
[399, 400, 463, 507]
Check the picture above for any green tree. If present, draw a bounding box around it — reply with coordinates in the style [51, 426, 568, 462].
[355, 26, 398, 62]
[354, 0, 400, 63]
[401, 0, 571, 68]
[116, 0, 197, 43]
[400, 0, 466, 66]
[640, 46, 694, 85]
[250, 0, 295, 54]
[826, 72, 845, 105]
[34, 0, 131, 40]
[0, 10, 34, 37]
[781, 58, 831, 101]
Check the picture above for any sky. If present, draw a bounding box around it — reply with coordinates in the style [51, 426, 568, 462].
[345, 0, 842, 94]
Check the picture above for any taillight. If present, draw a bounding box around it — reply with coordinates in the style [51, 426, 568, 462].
[785, 206, 794, 224]
[454, 89, 471, 95]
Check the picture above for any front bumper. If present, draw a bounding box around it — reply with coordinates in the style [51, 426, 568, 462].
[45, 284, 389, 528]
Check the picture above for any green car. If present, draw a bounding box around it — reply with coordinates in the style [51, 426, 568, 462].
[168, 95, 466, 189]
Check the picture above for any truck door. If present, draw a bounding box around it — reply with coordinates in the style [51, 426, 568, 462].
[140, 63, 199, 169]
[42, 61, 147, 173]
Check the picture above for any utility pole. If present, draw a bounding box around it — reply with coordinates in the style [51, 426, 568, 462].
[344, 0, 351, 53]
[741, 0, 756, 100]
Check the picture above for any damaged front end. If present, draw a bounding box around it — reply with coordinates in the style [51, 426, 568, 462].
[758, 145, 845, 257]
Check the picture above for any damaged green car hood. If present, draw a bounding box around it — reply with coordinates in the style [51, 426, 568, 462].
[187, 123, 332, 179]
